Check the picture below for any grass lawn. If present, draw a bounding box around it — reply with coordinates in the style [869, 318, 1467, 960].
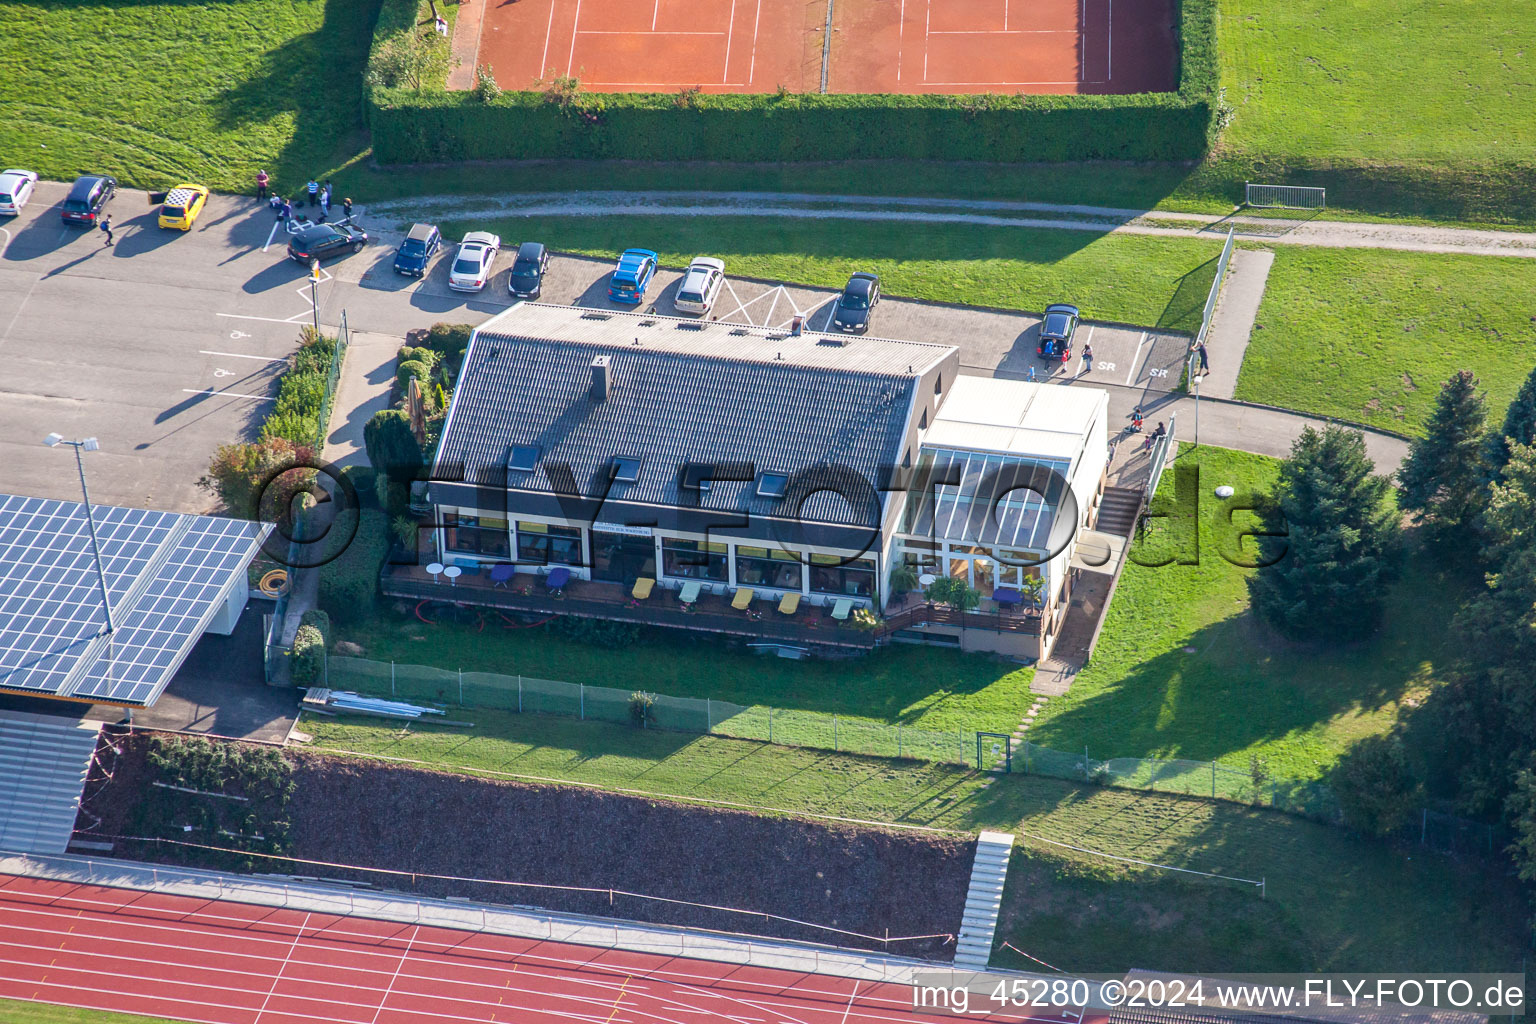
[300, 711, 1526, 972]
[0, 999, 191, 1024]
[1026, 445, 1470, 782]
[439, 214, 1224, 334]
[1235, 247, 1536, 436]
[0, 0, 378, 196]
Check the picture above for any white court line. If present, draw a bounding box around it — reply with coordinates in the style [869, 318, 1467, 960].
[199, 350, 287, 362]
[251, 912, 311, 1024]
[1107, 0, 1113, 79]
[1124, 331, 1147, 385]
[566, 0, 583, 75]
[722, 0, 738, 83]
[747, 0, 762, 83]
[924, 79, 1104, 85]
[183, 388, 275, 401]
[540, 0, 556, 77]
[928, 28, 1075, 33]
[1081, 0, 1088, 80]
[652, 0, 660, 30]
[1003, 0, 1008, 30]
[923, 0, 931, 81]
[577, 29, 723, 35]
[897, 0, 905, 80]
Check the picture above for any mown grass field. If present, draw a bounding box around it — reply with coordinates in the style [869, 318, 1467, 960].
[1026, 445, 1470, 782]
[1235, 247, 1536, 435]
[0, 999, 188, 1024]
[441, 214, 1225, 333]
[0, 0, 378, 196]
[300, 711, 1527, 973]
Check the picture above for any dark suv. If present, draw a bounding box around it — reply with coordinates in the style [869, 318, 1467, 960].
[288, 223, 369, 264]
[61, 174, 116, 226]
[507, 241, 551, 298]
[393, 222, 441, 277]
[831, 272, 880, 333]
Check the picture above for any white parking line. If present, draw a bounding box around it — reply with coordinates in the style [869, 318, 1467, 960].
[183, 388, 275, 401]
[1124, 330, 1147, 385]
[199, 350, 287, 362]
[262, 219, 282, 252]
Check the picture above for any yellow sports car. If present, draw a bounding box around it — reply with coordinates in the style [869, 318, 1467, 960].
[157, 184, 209, 231]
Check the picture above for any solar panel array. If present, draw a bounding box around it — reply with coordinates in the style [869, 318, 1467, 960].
[0, 494, 270, 706]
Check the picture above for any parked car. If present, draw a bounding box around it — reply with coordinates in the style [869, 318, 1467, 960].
[60, 174, 116, 226]
[393, 222, 442, 277]
[448, 231, 501, 292]
[607, 248, 658, 304]
[673, 256, 726, 315]
[156, 184, 209, 231]
[286, 222, 369, 264]
[1036, 303, 1080, 363]
[0, 169, 38, 216]
[507, 241, 551, 298]
[830, 272, 880, 333]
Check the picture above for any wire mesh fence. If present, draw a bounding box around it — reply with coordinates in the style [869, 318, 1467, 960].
[1244, 182, 1326, 210]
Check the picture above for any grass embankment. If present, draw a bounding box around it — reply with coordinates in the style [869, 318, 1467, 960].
[300, 710, 1525, 972]
[442, 214, 1224, 334]
[1028, 446, 1468, 781]
[1235, 247, 1536, 436]
[0, 0, 379, 196]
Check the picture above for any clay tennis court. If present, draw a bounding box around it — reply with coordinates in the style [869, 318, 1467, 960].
[465, 0, 1176, 95]
[0, 872, 1090, 1024]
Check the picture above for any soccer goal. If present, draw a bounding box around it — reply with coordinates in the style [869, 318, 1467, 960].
[1244, 182, 1326, 210]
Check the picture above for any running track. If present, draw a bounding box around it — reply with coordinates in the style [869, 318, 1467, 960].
[0, 873, 1083, 1024]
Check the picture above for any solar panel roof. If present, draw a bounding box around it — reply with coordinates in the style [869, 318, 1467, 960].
[0, 494, 271, 707]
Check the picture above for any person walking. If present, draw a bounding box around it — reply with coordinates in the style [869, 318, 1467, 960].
[1196, 342, 1210, 376]
[322, 181, 333, 206]
[1079, 342, 1094, 376]
[342, 197, 353, 220]
[99, 214, 114, 246]
[319, 188, 330, 219]
[255, 169, 269, 202]
[305, 178, 319, 207]
[281, 198, 293, 223]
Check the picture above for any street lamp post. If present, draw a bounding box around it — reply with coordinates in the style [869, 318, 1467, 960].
[43, 433, 116, 634]
[309, 259, 321, 337]
[1186, 348, 1203, 448]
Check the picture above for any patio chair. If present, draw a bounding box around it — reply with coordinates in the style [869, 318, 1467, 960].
[489, 564, 517, 589]
[544, 566, 571, 595]
[777, 593, 800, 616]
[678, 580, 703, 606]
[631, 577, 655, 601]
[731, 587, 754, 611]
[830, 598, 854, 621]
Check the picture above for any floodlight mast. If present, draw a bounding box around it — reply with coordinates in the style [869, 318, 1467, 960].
[43, 433, 116, 634]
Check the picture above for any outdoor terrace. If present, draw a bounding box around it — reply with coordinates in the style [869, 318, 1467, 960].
[378, 564, 1040, 652]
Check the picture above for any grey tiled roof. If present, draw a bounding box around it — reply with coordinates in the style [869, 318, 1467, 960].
[433, 305, 953, 529]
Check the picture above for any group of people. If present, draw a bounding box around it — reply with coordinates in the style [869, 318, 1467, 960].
[256, 170, 352, 226]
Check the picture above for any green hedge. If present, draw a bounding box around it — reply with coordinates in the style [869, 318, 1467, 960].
[367, 0, 1216, 164]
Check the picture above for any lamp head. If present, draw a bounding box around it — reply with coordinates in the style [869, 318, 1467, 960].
[43, 433, 63, 448]
[82, 438, 100, 452]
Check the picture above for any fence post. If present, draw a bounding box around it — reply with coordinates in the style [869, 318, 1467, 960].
[768, 707, 773, 744]
[896, 725, 902, 759]
[833, 715, 838, 751]
[706, 698, 712, 732]
[518, 675, 523, 713]
[391, 660, 396, 697]
[960, 729, 964, 766]
[1211, 761, 1216, 798]
[458, 667, 463, 706]
[323, 646, 328, 686]
[1084, 745, 1090, 781]
[580, 683, 585, 719]
[1422, 808, 1428, 846]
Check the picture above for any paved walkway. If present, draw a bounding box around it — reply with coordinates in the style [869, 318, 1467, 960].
[361, 191, 1536, 258]
[322, 330, 404, 470]
[1199, 248, 1273, 401]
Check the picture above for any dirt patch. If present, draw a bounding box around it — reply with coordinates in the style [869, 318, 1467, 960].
[80, 738, 973, 959]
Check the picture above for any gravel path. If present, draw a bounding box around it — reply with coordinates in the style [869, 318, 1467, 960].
[361, 190, 1536, 257]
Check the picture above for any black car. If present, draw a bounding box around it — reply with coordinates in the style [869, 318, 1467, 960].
[288, 223, 369, 264]
[61, 174, 116, 226]
[1036, 303, 1080, 363]
[507, 241, 551, 298]
[831, 272, 880, 333]
[393, 222, 441, 277]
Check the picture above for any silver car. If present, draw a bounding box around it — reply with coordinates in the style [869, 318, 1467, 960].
[0, 169, 38, 216]
[673, 256, 726, 315]
[448, 231, 502, 292]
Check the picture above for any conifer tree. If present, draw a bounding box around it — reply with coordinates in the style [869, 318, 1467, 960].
[1397, 369, 1487, 538]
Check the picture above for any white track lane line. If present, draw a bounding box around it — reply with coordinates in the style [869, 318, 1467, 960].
[366, 924, 418, 1024]
[252, 911, 311, 1023]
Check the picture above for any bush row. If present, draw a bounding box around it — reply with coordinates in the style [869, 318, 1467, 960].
[366, 0, 1217, 165]
[259, 328, 341, 450]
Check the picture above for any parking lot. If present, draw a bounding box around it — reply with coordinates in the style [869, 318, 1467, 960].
[0, 182, 1185, 512]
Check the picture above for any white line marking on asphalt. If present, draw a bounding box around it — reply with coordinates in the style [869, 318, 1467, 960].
[262, 219, 282, 252]
[200, 350, 287, 362]
[217, 313, 306, 324]
[1125, 330, 1147, 385]
[183, 388, 275, 401]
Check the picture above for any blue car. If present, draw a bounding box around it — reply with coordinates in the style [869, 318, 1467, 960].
[608, 248, 658, 304]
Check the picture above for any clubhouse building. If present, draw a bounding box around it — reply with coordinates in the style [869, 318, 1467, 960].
[382, 303, 1113, 660]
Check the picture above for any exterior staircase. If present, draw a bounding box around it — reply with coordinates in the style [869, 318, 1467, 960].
[1095, 485, 1144, 538]
[0, 711, 102, 854]
[953, 831, 1015, 970]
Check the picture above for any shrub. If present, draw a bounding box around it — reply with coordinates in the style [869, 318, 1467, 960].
[925, 575, 981, 612]
[291, 624, 325, 685]
[549, 614, 641, 649]
[299, 608, 332, 647]
[201, 438, 316, 520]
[1333, 735, 1422, 836]
[396, 359, 430, 393]
[629, 691, 656, 728]
[364, 409, 424, 483]
[366, 30, 453, 91]
[423, 323, 473, 364]
[888, 563, 919, 596]
[318, 507, 389, 623]
[474, 63, 501, 103]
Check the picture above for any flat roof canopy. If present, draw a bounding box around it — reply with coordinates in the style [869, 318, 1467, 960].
[0, 494, 271, 707]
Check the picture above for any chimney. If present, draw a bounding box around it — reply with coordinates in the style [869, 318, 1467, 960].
[590, 355, 611, 401]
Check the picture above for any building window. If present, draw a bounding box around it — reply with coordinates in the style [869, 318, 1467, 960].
[661, 538, 728, 581]
[734, 546, 803, 590]
[920, 409, 928, 430]
[934, 374, 943, 395]
[516, 521, 582, 565]
[443, 513, 510, 559]
[757, 473, 788, 498]
[509, 446, 540, 473]
[809, 555, 876, 598]
[611, 456, 642, 483]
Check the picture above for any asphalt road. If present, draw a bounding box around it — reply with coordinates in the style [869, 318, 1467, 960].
[0, 182, 1182, 513]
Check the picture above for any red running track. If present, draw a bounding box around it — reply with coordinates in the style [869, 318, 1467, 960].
[0, 872, 1084, 1024]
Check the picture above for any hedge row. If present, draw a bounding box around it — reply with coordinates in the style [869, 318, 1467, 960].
[366, 0, 1217, 165]
[259, 328, 340, 450]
